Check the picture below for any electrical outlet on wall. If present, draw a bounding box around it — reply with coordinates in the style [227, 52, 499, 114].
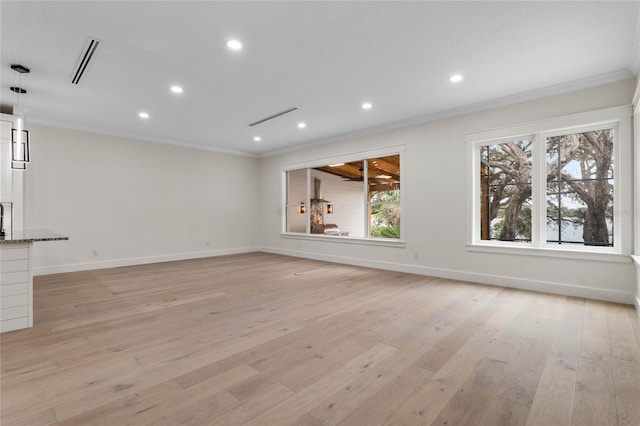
[92, 250, 98, 257]
[413, 251, 419, 259]
[205, 241, 210, 247]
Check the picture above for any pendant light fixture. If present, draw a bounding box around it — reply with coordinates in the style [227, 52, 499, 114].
[10, 64, 31, 170]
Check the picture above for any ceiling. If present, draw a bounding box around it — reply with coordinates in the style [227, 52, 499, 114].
[1, 1, 639, 157]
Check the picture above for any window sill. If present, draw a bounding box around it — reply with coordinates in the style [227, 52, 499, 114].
[466, 243, 631, 263]
[280, 232, 406, 248]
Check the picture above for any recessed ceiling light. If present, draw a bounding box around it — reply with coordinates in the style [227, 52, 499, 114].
[449, 74, 463, 83]
[170, 85, 183, 94]
[227, 39, 242, 51]
[138, 112, 149, 119]
[297, 122, 306, 129]
[362, 102, 373, 110]
[376, 174, 391, 179]
[253, 136, 261, 142]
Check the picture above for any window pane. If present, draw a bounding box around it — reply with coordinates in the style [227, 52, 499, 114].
[480, 141, 532, 242]
[370, 202, 400, 238]
[547, 182, 586, 244]
[286, 169, 307, 233]
[368, 155, 400, 194]
[546, 129, 614, 246]
[311, 161, 365, 237]
[368, 155, 401, 239]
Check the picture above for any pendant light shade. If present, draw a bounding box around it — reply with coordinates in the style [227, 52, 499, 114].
[10, 64, 30, 170]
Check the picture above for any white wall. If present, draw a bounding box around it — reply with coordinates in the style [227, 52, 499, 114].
[259, 78, 637, 304]
[25, 124, 260, 274]
[286, 168, 307, 233]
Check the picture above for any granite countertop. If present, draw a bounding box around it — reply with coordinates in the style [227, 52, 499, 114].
[0, 229, 69, 244]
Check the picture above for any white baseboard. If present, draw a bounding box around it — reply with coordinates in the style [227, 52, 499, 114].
[33, 246, 259, 276]
[261, 246, 635, 305]
[33, 245, 636, 306]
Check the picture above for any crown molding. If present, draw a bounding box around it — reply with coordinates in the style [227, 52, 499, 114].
[26, 118, 258, 158]
[261, 69, 635, 158]
[19, 69, 635, 160]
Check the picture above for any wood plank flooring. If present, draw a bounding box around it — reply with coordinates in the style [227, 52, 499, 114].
[1, 252, 639, 425]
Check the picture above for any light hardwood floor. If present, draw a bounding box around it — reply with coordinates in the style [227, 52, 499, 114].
[1, 252, 639, 425]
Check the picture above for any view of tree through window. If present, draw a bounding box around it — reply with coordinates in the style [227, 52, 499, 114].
[470, 108, 626, 252]
[546, 129, 614, 246]
[480, 140, 532, 242]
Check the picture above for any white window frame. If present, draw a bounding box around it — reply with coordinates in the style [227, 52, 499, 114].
[280, 145, 405, 247]
[465, 105, 632, 263]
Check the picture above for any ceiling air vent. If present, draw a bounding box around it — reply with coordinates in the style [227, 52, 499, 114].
[249, 107, 299, 127]
[70, 38, 100, 84]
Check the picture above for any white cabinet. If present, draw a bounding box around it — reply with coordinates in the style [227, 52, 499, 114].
[0, 243, 32, 332]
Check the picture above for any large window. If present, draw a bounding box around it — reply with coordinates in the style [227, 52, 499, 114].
[467, 106, 631, 259]
[283, 150, 402, 241]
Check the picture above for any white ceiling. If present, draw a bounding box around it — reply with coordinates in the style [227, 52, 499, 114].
[2, 1, 639, 156]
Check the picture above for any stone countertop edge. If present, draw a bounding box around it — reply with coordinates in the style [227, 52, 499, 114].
[0, 229, 69, 244]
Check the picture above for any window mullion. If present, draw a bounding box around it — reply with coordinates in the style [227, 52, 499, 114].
[305, 168, 311, 234]
[363, 160, 369, 237]
[532, 133, 545, 248]
[470, 144, 480, 244]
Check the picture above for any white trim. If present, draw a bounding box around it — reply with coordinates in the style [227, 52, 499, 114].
[32, 246, 258, 276]
[632, 256, 640, 318]
[260, 246, 635, 305]
[467, 243, 630, 263]
[32, 246, 635, 306]
[464, 105, 631, 144]
[27, 243, 33, 327]
[281, 171, 287, 234]
[634, 104, 640, 255]
[280, 145, 405, 172]
[262, 70, 634, 158]
[531, 133, 543, 247]
[306, 168, 311, 234]
[280, 232, 406, 248]
[629, 6, 640, 81]
[281, 146, 405, 241]
[363, 160, 369, 237]
[466, 105, 632, 257]
[28, 118, 257, 158]
[399, 150, 406, 240]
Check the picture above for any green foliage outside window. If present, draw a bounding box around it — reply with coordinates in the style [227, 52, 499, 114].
[370, 190, 400, 238]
